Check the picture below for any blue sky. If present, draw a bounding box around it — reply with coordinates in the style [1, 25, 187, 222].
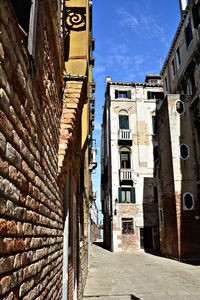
[92, 0, 181, 221]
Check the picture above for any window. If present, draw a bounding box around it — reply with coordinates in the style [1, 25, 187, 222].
[122, 218, 134, 234]
[118, 187, 136, 203]
[159, 209, 163, 223]
[164, 76, 168, 92]
[153, 146, 159, 161]
[120, 151, 131, 168]
[153, 187, 158, 203]
[183, 193, 194, 210]
[119, 115, 129, 129]
[180, 144, 189, 160]
[176, 47, 181, 68]
[185, 19, 193, 49]
[115, 90, 131, 99]
[192, 3, 200, 28]
[152, 116, 157, 135]
[147, 91, 164, 100]
[11, 0, 39, 58]
[175, 100, 185, 115]
[171, 58, 176, 78]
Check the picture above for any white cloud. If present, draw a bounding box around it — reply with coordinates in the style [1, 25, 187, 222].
[116, 8, 167, 46]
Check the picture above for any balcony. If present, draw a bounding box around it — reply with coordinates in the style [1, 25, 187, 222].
[120, 169, 133, 181]
[118, 129, 132, 145]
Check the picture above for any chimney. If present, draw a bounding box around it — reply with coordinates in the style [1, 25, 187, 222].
[105, 76, 112, 84]
[179, 0, 187, 16]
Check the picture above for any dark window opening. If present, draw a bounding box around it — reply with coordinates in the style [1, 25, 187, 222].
[153, 187, 158, 203]
[176, 100, 185, 115]
[120, 151, 131, 168]
[192, 4, 200, 28]
[122, 218, 134, 234]
[180, 144, 189, 159]
[11, 0, 32, 35]
[119, 115, 129, 129]
[184, 193, 194, 210]
[10, 0, 38, 58]
[176, 47, 181, 67]
[147, 91, 164, 100]
[159, 209, 163, 223]
[115, 90, 131, 99]
[152, 116, 157, 134]
[171, 58, 176, 77]
[153, 146, 159, 161]
[164, 76, 168, 92]
[185, 19, 193, 48]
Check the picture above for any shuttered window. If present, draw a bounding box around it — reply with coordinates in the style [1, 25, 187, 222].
[119, 115, 129, 129]
[118, 187, 136, 203]
[115, 90, 131, 99]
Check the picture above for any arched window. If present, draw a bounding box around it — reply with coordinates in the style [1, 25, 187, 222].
[119, 110, 129, 130]
[175, 100, 185, 115]
[180, 144, 189, 160]
[120, 147, 131, 169]
[183, 193, 194, 210]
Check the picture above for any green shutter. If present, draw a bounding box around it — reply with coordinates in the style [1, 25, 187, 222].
[127, 90, 131, 99]
[118, 188, 122, 203]
[115, 90, 118, 99]
[119, 115, 129, 129]
[131, 187, 136, 203]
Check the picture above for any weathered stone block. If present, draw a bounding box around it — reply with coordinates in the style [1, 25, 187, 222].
[0, 256, 14, 275]
[5, 143, 22, 170]
[0, 275, 11, 295]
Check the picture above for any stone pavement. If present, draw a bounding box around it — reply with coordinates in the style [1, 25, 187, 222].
[83, 241, 200, 300]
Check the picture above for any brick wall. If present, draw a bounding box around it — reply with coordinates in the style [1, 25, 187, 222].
[0, 1, 64, 299]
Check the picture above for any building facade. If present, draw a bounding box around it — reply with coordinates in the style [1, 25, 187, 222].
[157, 0, 200, 261]
[101, 75, 163, 252]
[0, 0, 96, 299]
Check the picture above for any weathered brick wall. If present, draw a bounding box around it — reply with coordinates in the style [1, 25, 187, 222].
[0, 1, 64, 299]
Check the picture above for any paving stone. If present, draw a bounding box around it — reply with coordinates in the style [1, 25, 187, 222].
[83, 241, 200, 300]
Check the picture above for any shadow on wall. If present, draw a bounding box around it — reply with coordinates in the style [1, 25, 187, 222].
[142, 177, 160, 254]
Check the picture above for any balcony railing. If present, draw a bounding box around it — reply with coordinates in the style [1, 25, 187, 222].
[118, 129, 132, 140]
[120, 169, 133, 181]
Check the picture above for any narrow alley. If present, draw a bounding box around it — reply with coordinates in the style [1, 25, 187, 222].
[83, 242, 200, 300]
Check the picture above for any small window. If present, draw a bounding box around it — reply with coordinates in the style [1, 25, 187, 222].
[122, 218, 134, 234]
[153, 187, 158, 203]
[159, 209, 163, 223]
[176, 47, 181, 68]
[185, 19, 193, 49]
[176, 100, 185, 115]
[171, 58, 176, 78]
[115, 90, 131, 99]
[153, 146, 159, 161]
[152, 116, 157, 134]
[183, 193, 194, 210]
[164, 76, 168, 92]
[180, 144, 189, 160]
[118, 187, 136, 203]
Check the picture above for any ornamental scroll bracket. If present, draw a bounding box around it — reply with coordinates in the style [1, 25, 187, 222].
[64, 7, 86, 36]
